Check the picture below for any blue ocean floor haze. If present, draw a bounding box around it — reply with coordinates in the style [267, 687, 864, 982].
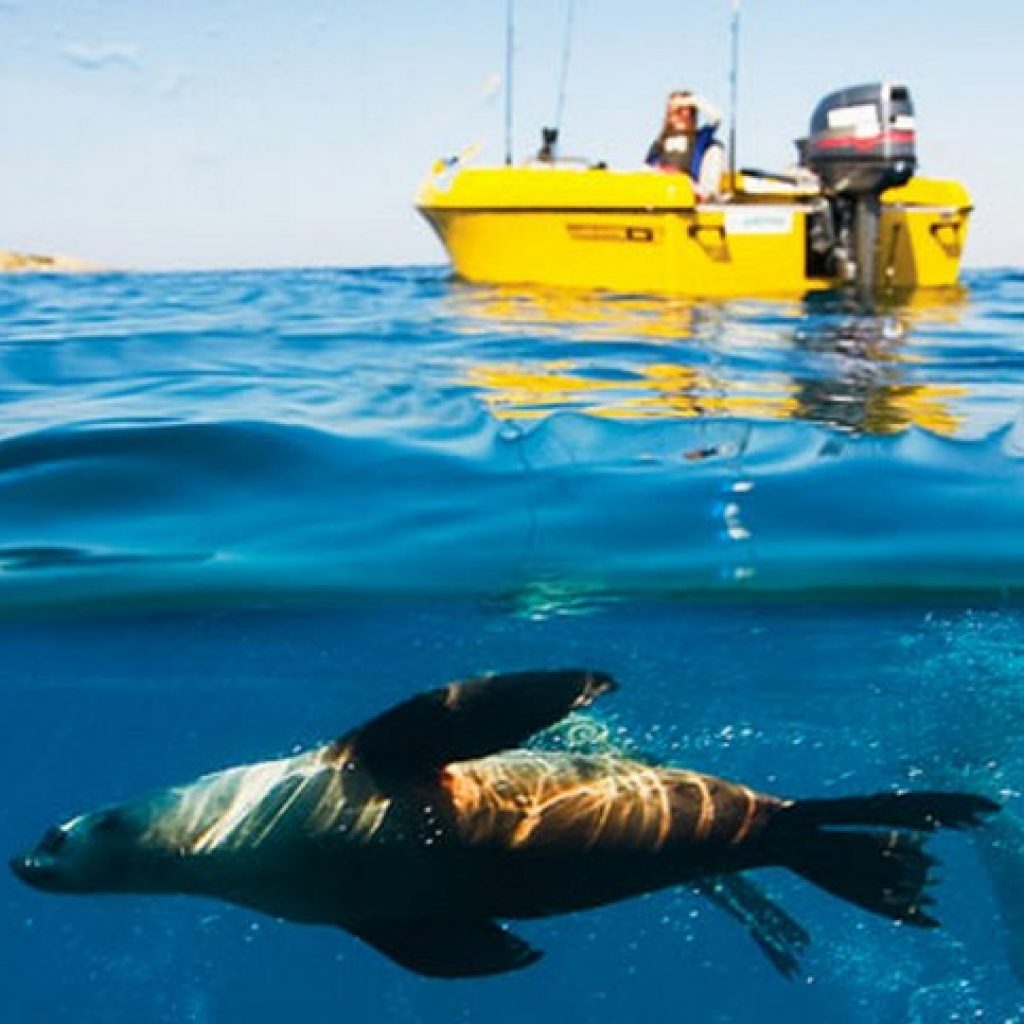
[2, 267, 1023, 1022]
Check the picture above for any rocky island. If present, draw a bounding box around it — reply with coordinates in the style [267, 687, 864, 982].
[0, 250, 96, 273]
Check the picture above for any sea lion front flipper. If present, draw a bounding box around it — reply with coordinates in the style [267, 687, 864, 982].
[349, 918, 543, 978]
[346, 669, 616, 785]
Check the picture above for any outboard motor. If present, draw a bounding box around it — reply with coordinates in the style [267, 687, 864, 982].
[802, 83, 916, 302]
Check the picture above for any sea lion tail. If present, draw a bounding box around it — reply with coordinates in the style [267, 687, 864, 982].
[765, 792, 999, 927]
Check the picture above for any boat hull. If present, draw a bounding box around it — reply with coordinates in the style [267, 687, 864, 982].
[416, 167, 970, 298]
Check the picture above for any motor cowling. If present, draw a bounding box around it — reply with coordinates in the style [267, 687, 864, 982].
[804, 82, 916, 196]
[799, 83, 917, 304]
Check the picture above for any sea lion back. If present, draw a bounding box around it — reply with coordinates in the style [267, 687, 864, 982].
[444, 751, 780, 855]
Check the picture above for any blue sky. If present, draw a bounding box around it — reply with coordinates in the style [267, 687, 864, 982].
[1, 1, 1017, 270]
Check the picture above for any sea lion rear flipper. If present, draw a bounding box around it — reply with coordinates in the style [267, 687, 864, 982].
[346, 669, 616, 785]
[349, 918, 543, 978]
[766, 791, 999, 927]
[695, 875, 810, 980]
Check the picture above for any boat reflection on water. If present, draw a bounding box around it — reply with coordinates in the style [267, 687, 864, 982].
[443, 284, 723, 344]
[448, 283, 971, 438]
[789, 310, 965, 438]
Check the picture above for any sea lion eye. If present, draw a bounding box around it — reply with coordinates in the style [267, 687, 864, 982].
[38, 827, 67, 854]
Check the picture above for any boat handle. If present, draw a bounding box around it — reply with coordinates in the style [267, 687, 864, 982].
[928, 205, 973, 238]
[688, 223, 727, 240]
[929, 219, 961, 240]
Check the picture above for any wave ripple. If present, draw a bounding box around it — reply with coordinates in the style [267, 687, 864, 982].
[1, 268, 1022, 612]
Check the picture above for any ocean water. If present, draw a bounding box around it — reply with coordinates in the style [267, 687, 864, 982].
[1, 266, 1023, 1022]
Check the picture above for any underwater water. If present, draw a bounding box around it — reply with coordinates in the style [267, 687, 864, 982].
[1, 267, 1023, 1022]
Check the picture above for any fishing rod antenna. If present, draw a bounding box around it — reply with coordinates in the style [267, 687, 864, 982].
[538, 0, 578, 164]
[504, 0, 515, 165]
[728, 0, 741, 181]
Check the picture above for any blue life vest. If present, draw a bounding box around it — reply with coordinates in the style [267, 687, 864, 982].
[690, 126, 717, 180]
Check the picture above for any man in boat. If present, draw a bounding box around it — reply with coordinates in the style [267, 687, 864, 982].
[646, 90, 725, 201]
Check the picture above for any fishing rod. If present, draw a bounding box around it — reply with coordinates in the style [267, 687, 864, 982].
[553, 0, 576, 138]
[728, 0, 740, 181]
[538, 0, 577, 163]
[504, 0, 515, 165]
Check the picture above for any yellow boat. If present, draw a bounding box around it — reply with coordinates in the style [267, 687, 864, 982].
[417, 83, 972, 301]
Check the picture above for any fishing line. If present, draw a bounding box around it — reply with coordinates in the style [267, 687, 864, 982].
[728, 0, 741, 180]
[553, 0, 577, 134]
[504, 0, 515, 165]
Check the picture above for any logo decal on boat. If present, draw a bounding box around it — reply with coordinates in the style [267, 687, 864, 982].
[724, 209, 794, 235]
[566, 225, 658, 244]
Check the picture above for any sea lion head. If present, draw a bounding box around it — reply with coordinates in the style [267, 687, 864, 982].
[11, 796, 179, 895]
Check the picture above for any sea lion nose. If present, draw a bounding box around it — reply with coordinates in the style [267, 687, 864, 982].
[10, 854, 33, 881]
[10, 852, 55, 888]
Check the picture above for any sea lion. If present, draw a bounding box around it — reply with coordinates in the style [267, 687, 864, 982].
[10, 669, 999, 979]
